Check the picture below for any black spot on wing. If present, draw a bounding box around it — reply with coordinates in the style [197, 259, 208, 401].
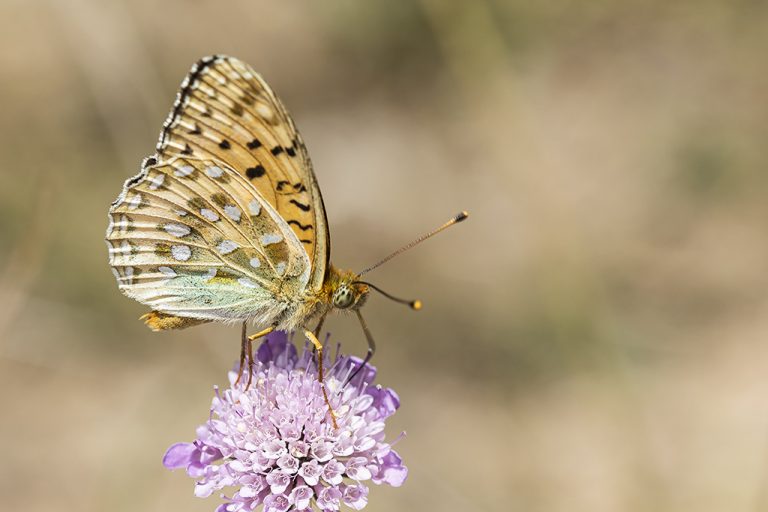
[188, 123, 201, 135]
[286, 146, 296, 157]
[276, 180, 290, 191]
[289, 199, 311, 212]
[231, 103, 244, 116]
[181, 144, 193, 155]
[247, 138, 262, 150]
[219, 139, 231, 150]
[270, 146, 284, 156]
[288, 220, 313, 231]
[246, 165, 266, 179]
[300, 239, 312, 244]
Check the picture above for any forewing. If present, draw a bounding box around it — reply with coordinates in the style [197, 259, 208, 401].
[156, 55, 329, 291]
[106, 157, 310, 322]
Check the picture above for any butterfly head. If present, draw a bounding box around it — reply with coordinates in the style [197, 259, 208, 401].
[327, 267, 369, 311]
[331, 280, 369, 310]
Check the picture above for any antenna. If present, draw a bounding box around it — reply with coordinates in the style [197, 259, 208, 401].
[352, 280, 422, 310]
[358, 210, 469, 276]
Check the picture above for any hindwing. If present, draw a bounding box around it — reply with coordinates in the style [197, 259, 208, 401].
[106, 157, 310, 323]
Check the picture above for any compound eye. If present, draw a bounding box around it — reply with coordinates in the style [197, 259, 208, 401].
[334, 288, 354, 309]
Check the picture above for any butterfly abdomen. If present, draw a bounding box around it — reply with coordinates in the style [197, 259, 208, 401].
[141, 311, 211, 331]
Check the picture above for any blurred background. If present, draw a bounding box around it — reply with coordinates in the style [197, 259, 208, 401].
[2, 1, 768, 511]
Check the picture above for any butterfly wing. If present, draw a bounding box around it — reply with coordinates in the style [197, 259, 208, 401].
[106, 156, 310, 323]
[155, 55, 329, 292]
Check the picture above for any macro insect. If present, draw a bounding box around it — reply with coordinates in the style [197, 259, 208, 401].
[105, 55, 467, 422]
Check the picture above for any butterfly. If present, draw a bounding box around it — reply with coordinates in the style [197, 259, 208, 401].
[105, 56, 467, 415]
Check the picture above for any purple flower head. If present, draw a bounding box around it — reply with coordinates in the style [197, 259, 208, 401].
[164, 331, 407, 511]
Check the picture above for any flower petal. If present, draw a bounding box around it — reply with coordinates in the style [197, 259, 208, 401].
[289, 485, 313, 510]
[345, 357, 377, 387]
[366, 386, 401, 418]
[263, 493, 290, 512]
[256, 331, 297, 366]
[162, 442, 196, 469]
[373, 450, 408, 487]
[342, 483, 370, 510]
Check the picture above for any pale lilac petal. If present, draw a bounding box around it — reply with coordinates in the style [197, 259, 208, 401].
[331, 433, 355, 457]
[343, 483, 370, 510]
[289, 485, 313, 510]
[263, 493, 290, 512]
[317, 485, 342, 510]
[345, 357, 377, 387]
[288, 440, 309, 458]
[262, 439, 287, 459]
[198, 445, 224, 465]
[162, 442, 196, 469]
[321, 459, 345, 485]
[194, 479, 218, 498]
[373, 450, 408, 487]
[311, 439, 333, 462]
[266, 470, 292, 494]
[345, 457, 373, 481]
[366, 385, 401, 418]
[256, 331, 296, 365]
[298, 459, 322, 486]
[277, 454, 299, 473]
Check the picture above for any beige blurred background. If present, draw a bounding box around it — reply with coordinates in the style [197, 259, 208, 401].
[2, 1, 768, 511]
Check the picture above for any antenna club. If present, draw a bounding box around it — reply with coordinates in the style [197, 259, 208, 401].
[455, 211, 469, 222]
[411, 300, 423, 311]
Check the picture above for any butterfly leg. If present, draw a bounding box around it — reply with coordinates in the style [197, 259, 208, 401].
[346, 310, 377, 386]
[247, 325, 275, 342]
[303, 330, 338, 429]
[313, 313, 327, 338]
[235, 325, 275, 389]
[241, 325, 276, 389]
[309, 314, 328, 374]
[245, 335, 254, 389]
[234, 321, 249, 387]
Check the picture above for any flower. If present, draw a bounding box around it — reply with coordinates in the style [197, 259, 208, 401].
[163, 331, 407, 511]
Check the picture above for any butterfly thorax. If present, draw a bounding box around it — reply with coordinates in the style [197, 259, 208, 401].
[273, 265, 368, 331]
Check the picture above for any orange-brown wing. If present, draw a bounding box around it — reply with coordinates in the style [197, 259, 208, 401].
[154, 55, 329, 292]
